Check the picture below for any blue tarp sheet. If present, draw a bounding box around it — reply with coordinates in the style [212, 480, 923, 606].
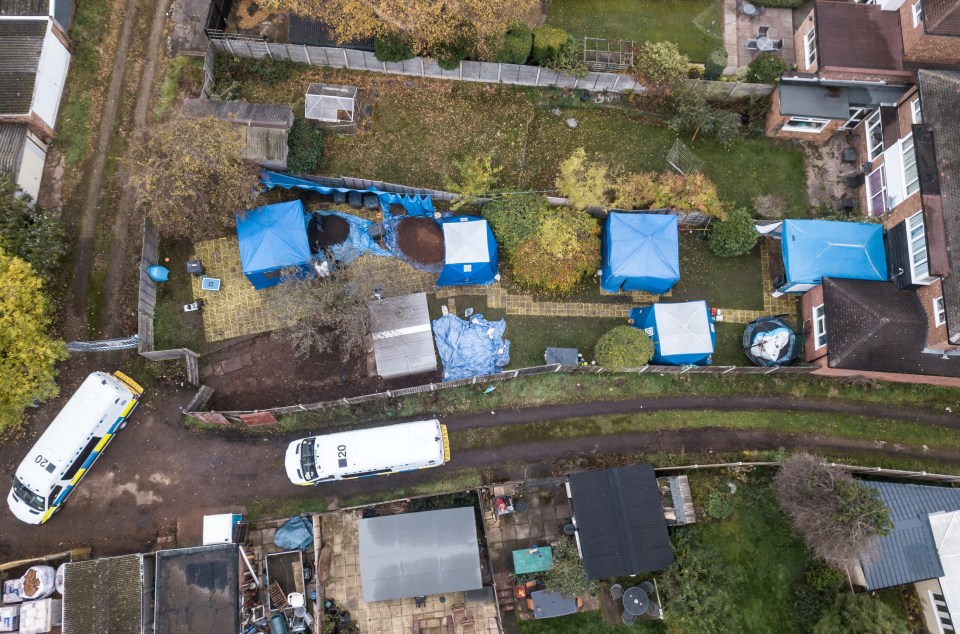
[380, 192, 435, 217]
[274, 516, 313, 551]
[778, 219, 888, 293]
[437, 217, 499, 287]
[601, 213, 680, 294]
[315, 211, 391, 264]
[237, 200, 314, 290]
[630, 301, 716, 366]
[432, 312, 510, 381]
[261, 171, 435, 217]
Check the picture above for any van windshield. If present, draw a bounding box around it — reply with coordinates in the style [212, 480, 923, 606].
[299, 439, 318, 481]
[12, 478, 45, 512]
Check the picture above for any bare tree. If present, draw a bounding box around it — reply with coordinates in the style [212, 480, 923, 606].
[271, 267, 379, 362]
[774, 454, 893, 572]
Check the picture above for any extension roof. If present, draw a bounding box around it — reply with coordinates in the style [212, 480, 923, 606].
[568, 464, 674, 580]
[0, 123, 28, 178]
[917, 70, 960, 344]
[821, 278, 960, 377]
[860, 481, 960, 590]
[62, 554, 144, 634]
[814, 1, 906, 75]
[155, 545, 240, 634]
[0, 0, 46, 16]
[0, 19, 46, 115]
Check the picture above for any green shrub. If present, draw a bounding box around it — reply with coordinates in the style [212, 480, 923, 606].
[0, 175, 66, 281]
[444, 154, 502, 210]
[374, 31, 414, 62]
[286, 118, 325, 175]
[708, 208, 758, 257]
[793, 563, 847, 630]
[614, 172, 727, 219]
[482, 194, 545, 254]
[434, 26, 475, 70]
[705, 491, 734, 520]
[704, 48, 728, 80]
[494, 23, 533, 64]
[243, 57, 292, 85]
[544, 537, 597, 598]
[595, 326, 655, 368]
[813, 593, 909, 634]
[531, 26, 570, 65]
[633, 41, 689, 95]
[752, 0, 802, 7]
[746, 52, 788, 84]
[668, 89, 741, 145]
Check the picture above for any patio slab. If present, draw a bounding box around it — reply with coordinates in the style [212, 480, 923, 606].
[723, 0, 795, 70]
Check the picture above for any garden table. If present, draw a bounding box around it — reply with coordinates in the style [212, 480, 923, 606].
[623, 587, 650, 616]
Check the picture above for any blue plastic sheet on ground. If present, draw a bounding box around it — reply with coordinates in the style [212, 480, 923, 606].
[433, 312, 510, 381]
[381, 215, 444, 273]
[274, 516, 313, 551]
[315, 211, 391, 264]
[261, 171, 435, 217]
[380, 192, 435, 217]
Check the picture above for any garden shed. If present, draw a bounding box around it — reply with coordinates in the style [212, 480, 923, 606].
[629, 300, 716, 366]
[437, 216, 499, 287]
[369, 292, 438, 379]
[601, 212, 680, 294]
[181, 98, 293, 170]
[236, 200, 314, 290]
[359, 507, 483, 602]
[766, 219, 888, 295]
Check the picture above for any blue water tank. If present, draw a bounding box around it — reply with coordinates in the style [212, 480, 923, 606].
[269, 614, 288, 634]
[146, 265, 169, 283]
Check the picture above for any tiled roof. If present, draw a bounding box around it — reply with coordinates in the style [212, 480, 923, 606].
[814, 1, 905, 74]
[924, 0, 960, 36]
[918, 69, 960, 344]
[0, 123, 27, 178]
[0, 19, 46, 115]
[0, 0, 47, 16]
[62, 554, 144, 634]
[860, 481, 960, 590]
[568, 464, 674, 580]
[822, 278, 960, 377]
[181, 98, 293, 128]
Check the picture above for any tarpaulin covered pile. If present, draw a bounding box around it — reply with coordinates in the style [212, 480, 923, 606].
[432, 312, 510, 381]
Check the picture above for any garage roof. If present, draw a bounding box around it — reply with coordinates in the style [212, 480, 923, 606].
[369, 292, 437, 379]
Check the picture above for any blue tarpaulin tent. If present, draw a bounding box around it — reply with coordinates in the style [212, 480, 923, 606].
[774, 219, 888, 294]
[629, 301, 716, 365]
[432, 312, 510, 381]
[601, 213, 680, 294]
[237, 200, 314, 290]
[437, 217, 499, 287]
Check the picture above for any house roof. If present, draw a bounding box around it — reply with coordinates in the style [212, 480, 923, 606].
[777, 80, 910, 119]
[62, 554, 144, 634]
[917, 69, 960, 344]
[155, 544, 240, 634]
[0, 19, 45, 115]
[369, 291, 438, 379]
[814, 1, 905, 74]
[181, 98, 293, 128]
[924, 0, 960, 36]
[860, 481, 960, 590]
[0, 0, 47, 16]
[358, 507, 483, 602]
[568, 464, 674, 580]
[0, 123, 27, 178]
[821, 278, 960, 377]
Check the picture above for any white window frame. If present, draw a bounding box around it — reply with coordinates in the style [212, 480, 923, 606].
[934, 296, 946, 327]
[866, 165, 887, 215]
[911, 98, 922, 124]
[913, 0, 924, 28]
[865, 109, 883, 161]
[902, 134, 919, 197]
[906, 211, 935, 285]
[783, 116, 830, 133]
[804, 27, 817, 69]
[812, 304, 828, 349]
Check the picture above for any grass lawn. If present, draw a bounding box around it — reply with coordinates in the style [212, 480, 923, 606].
[713, 321, 750, 365]
[545, 0, 721, 62]
[152, 239, 207, 352]
[518, 611, 664, 632]
[218, 61, 810, 215]
[672, 235, 764, 309]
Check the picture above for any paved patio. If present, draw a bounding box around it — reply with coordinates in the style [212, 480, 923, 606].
[320, 510, 501, 634]
[722, 0, 795, 70]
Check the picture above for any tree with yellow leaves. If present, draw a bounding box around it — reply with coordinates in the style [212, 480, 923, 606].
[257, 0, 538, 59]
[0, 249, 68, 432]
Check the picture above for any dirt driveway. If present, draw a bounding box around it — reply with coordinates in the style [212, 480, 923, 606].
[1, 375, 958, 561]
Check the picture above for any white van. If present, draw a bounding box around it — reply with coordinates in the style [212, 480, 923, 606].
[7, 371, 143, 524]
[285, 419, 450, 485]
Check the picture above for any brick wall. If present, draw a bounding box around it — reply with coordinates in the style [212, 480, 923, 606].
[0, 112, 54, 143]
[800, 285, 828, 363]
[900, 0, 960, 64]
[765, 87, 844, 142]
[795, 10, 818, 72]
[918, 281, 952, 348]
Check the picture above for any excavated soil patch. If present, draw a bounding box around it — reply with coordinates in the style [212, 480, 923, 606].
[396, 217, 444, 265]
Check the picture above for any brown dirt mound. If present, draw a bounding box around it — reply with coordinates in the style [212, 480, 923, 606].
[308, 214, 350, 252]
[389, 203, 407, 216]
[396, 217, 444, 265]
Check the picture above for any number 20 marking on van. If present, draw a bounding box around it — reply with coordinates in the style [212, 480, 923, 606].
[337, 445, 347, 459]
[34, 455, 49, 468]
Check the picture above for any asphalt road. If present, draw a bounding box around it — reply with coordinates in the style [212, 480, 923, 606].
[0, 381, 957, 561]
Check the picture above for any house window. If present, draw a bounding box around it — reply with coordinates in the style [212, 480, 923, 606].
[783, 116, 830, 133]
[934, 296, 946, 327]
[911, 98, 922, 124]
[841, 107, 869, 131]
[906, 211, 935, 284]
[866, 166, 887, 215]
[902, 135, 919, 197]
[913, 0, 924, 27]
[865, 109, 883, 161]
[804, 27, 817, 69]
[813, 304, 828, 349]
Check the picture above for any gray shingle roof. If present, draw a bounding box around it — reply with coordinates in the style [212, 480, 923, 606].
[918, 70, 960, 345]
[181, 98, 293, 128]
[0, 123, 27, 178]
[0, 19, 46, 115]
[568, 464, 674, 580]
[0, 0, 47, 16]
[861, 481, 960, 590]
[62, 554, 144, 634]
